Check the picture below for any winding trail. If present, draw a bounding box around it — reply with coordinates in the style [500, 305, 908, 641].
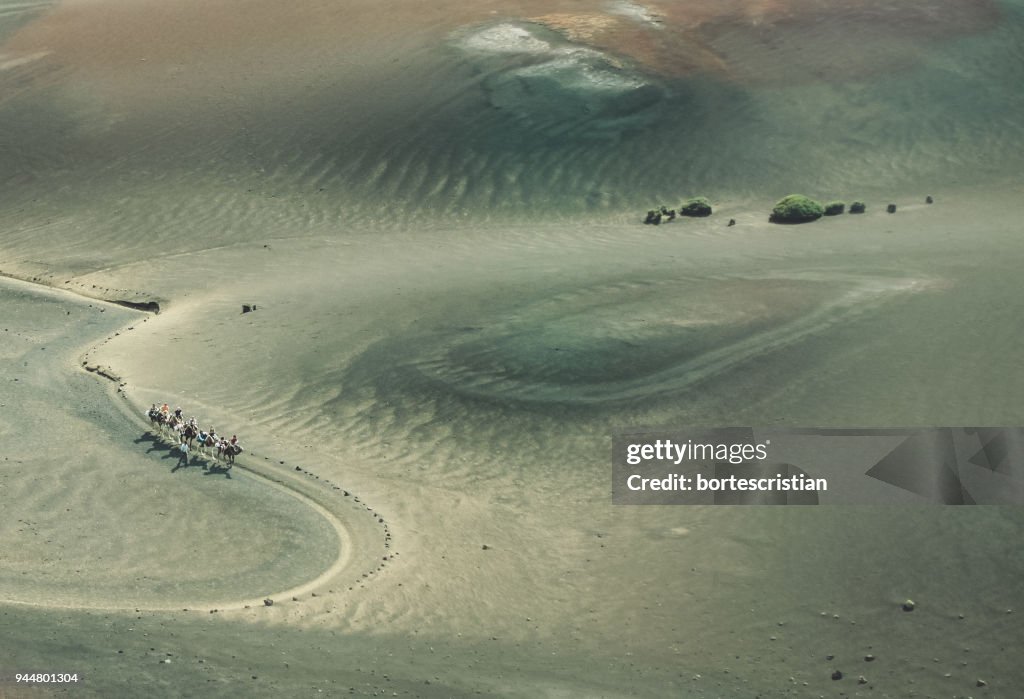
[0, 272, 392, 614]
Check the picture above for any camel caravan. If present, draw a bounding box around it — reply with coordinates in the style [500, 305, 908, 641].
[146, 403, 243, 468]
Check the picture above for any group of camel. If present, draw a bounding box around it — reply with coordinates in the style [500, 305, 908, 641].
[146, 404, 243, 467]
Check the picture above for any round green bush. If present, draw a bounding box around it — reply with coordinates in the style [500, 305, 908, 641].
[678, 197, 712, 217]
[849, 201, 866, 214]
[769, 194, 824, 224]
[824, 201, 845, 216]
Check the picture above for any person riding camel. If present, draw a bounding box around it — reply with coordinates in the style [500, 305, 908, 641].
[160, 403, 170, 415]
[230, 435, 238, 446]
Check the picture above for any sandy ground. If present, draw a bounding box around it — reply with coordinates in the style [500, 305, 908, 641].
[2, 0, 1024, 697]
[3, 193, 1024, 697]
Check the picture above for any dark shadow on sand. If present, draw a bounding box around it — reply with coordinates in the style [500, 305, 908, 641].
[170, 455, 194, 472]
[135, 432, 165, 453]
[202, 463, 233, 479]
[137, 432, 236, 479]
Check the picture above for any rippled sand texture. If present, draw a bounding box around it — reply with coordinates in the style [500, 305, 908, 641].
[2, 0, 1024, 696]
[1, 0, 1022, 239]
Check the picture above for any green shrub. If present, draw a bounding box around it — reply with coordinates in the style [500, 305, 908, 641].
[769, 194, 824, 224]
[678, 197, 712, 217]
[824, 201, 845, 216]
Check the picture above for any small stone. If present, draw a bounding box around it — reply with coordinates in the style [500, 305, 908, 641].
[831, 670, 843, 681]
[858, 676, 867, 685]
[264, 598, 274, 607]
[976, 679, 987, 687]
[825, 654, 835, 661]
[926, 195, 933, 204]
[864, 654, 875, 662]
[887, 203, 897, 214]
[482, 544, 490, 550]
[727, 218, 736, 227]
[902, 599, 915, 612]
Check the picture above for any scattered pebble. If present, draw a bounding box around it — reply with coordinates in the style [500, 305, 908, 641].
[831, 670, 843, 681]
[902, 599, 915, 612]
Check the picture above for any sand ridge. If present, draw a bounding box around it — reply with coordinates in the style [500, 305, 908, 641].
[1, 0, 1024, 693]
[0, 274, 391, 621]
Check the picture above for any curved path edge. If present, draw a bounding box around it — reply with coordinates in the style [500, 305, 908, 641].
[0, 275, 392, 614]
